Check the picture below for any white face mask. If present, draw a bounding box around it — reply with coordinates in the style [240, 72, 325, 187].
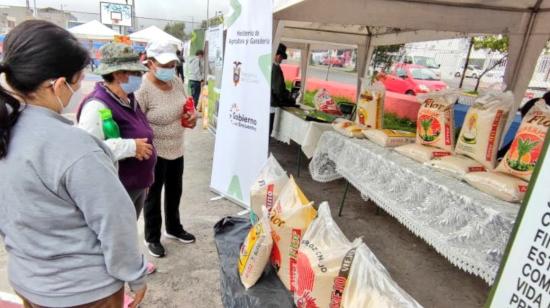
[53, 80, 83, 113]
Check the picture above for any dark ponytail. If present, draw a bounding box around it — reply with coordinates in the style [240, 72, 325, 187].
[0, 20, 89, 159]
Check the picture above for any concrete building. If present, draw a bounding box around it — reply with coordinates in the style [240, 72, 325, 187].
[0, 5, 75, 34]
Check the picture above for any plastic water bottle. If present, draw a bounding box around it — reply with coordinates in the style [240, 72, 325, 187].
[99, 108, 120, 139]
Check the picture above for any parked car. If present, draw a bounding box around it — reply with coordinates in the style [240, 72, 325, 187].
[402, 55, 441, 78]
[381, 64, 448, 95]
[321, 56, 345, 67]
[455, 65, 484, 79]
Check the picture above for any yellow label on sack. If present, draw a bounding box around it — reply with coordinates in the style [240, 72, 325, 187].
[238, 223, 263, 274]
[381, 129, 416, 138]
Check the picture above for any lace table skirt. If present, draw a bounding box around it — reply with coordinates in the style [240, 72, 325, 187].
[309, 131, 519, 285]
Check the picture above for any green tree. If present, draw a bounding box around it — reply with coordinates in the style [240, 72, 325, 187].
[471, 35, 509, 92]
[371, 44, 404, 81]
[164, 22, 186, 40]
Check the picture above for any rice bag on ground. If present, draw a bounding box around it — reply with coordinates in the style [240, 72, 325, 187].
[294, 202, 362, 308]
[270, 176, 317, 292]
[238, 207, 273, 289]
[250, 155, 289, 223]
[341, 244, 423, 308]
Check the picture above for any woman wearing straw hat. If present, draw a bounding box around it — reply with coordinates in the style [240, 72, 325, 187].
[76, 43, 157, 272]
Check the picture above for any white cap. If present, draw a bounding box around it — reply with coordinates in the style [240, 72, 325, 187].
[146, 40, 179, 65]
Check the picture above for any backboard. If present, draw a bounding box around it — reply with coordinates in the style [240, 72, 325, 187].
[100, 2, 132, 27]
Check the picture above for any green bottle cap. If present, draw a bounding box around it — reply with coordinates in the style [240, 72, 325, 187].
[99, 108, 113, 121]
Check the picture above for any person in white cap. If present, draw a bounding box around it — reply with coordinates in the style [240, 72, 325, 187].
[136, 39, 197, 259]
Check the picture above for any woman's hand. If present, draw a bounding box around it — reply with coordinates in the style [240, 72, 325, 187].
[134, 138, 153, 161]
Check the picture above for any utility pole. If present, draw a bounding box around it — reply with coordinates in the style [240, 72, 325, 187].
[459, 37, 475, 89]
[206, 0, 210, 28]
[33, 0, 37, 17]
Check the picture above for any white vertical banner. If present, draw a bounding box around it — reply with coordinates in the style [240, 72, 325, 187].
[210, 0, 272, 207]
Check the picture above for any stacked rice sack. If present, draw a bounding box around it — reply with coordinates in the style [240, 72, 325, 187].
[395, 91, 458, 163]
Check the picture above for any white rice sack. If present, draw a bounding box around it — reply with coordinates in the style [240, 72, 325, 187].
[497, 99, 550, 181]
[426, 155, 486, 180]
[416, 91, 459, 152]
[356, 80, 385, 129]
[363, 129, 416, 147]
[464, 171, 528, 203]
[250, 155, 289, 223]
[342, 244, 422, 308]
[270, 177, 317, 292]
[394, 143, 452, 163]
[294, 202, 362, 308]
[238, 208, 273, 289]
[332, 119, 364, 138]
[456, 91, 514, 170]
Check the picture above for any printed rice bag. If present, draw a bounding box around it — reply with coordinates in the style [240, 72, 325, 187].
[356, 81, 385, 129]
[249, 155, 289, 223]
[314, 88, 341, 115]
[332, 119, 364, 138]
[394, 143, 451, 163]
[270, 176, 317, 292]
[416, 91, 459, 152]
[456, 91, 514, 170]
[427, 155, 486, 180]
[294, 202, 362, 308]
[363, 129, 416, 147]
[238, 207, 273, 289]
[464, 171, 528, 203]
[496, 99, 550, 181]
[341, 244, 422, 308]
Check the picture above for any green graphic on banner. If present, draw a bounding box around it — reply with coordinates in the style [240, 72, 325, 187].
[226, 0, 242, 28]
[208, 80, 219, 132]
[258, 53, 272, 83]
[189, 29, 205, 58]
[227, 175, 243, 201]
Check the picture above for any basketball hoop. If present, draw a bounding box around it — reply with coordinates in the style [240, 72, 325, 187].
[111, 11, 122, 25]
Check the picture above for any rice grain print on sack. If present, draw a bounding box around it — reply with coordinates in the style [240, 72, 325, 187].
[210, 0, 272, 207]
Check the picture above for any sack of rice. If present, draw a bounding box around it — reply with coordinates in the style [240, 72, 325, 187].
[394, 143, 452, 163]
[249, 155, 289, 223]
[332, 119, 364, 138]
[464, 171, 528, 203]
[270, 176, 317, 292]
[341, 244, 422, 308]
[314, 88, 342, 115]
[363, 129, 416, 147]
[294, 202, 362, 308]
[456, 91, 514, 170]
[356, 81, 385, 129]
[238, 207, 273, 289]
[427, 155, 486, 180]
[496, 99, 550, 181]
[416, 91, 459, 152]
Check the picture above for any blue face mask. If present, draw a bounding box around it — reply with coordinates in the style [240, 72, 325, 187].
[154, 67, 175, 82]
[120, 75, 142, 94]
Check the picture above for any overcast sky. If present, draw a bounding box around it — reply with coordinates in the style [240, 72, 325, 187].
[1, 0, 229, 21]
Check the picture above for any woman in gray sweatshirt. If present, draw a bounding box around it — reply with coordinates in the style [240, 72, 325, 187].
[0, 21, 147, 307]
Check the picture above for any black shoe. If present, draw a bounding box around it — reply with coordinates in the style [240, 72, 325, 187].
[145, 241, 166, 258]
[165, 230, 196, 244]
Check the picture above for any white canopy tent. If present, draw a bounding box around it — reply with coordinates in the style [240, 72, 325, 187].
[273, 0, 550, 104]
[68, 20, 118, 40]
[129, 26, 183, 46]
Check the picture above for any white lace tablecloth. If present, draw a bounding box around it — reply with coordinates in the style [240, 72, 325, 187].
[271, 108, 333, 158]
[309, 131, 519, 285]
